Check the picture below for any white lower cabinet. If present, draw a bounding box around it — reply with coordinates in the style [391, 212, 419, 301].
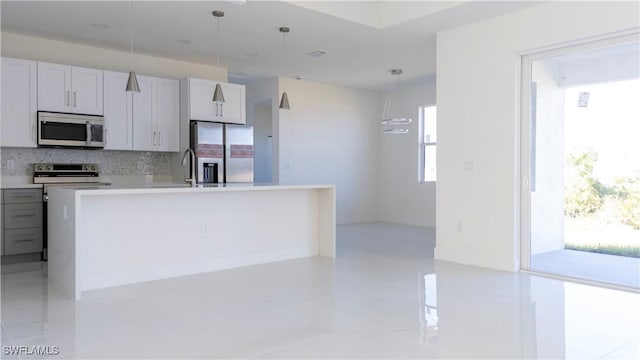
[1, 57, 38, 148]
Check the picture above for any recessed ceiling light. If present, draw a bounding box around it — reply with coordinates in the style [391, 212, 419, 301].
[91, 23, 109, 29]
[295, 76, 302, 80]
[244, 52, 259, 57]
[230, 72, 248, 78]
[177, 39, 192, 45]
[308, 50, 328, 58]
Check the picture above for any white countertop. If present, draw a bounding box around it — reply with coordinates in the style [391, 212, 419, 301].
[52, 183, 335, 196]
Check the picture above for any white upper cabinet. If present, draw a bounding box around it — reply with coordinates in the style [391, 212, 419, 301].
[103, 71, 133, 150]
[37, 62, 70, 113]
[218, 82, 246, 125]
[156, 78, 180, 152]
[133, 76, 157, 151]
[186, 78, 246, 124]
[132, 76, 179, 152]
[1, 57, 38, 148]
[37, 62, 103, 115]
[189, 78, 217, 121]
[71, 66, 104, 115]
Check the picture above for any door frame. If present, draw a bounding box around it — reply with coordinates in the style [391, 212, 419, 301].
[519, 30, 640, 272]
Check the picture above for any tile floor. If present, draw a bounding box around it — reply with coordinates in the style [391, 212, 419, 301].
[532, 249, 640, 288]
[1, 222, 639, 359]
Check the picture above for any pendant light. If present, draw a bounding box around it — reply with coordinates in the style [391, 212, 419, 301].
[279, 26, 291, 110]
[212, 10, 225, 103]
[382, 69, 411, 134]
[125, 0, 140, 92]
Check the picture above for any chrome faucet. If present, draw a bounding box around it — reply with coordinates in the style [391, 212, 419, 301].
[181, 148, 197, 187]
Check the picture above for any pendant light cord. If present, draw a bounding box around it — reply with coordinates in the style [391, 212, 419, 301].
[216, 16, 220, 66]
[130, 0, 134, 71]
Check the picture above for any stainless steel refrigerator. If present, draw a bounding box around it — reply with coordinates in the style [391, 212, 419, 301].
[190, 121, 254, 183]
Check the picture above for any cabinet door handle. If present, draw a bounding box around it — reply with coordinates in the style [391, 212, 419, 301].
[153, 131, 157, 145]
[32, 123, 36, 142]
[215, 103, 219, 117]
[15, 239, 36, 243]
[14, 213, 36, 218]
[66, 91, 70, 106]
[104, 128, 108, 144]
[12, 194, 34, 199]
[158, 131, 161, 146]
[73, 91, 77, 107]
[220, 104, 223, 117]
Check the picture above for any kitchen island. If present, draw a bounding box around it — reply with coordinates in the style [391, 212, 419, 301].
[48, 184, 335, 300]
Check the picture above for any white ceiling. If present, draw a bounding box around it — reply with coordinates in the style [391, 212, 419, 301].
[1, 1, 542, 90]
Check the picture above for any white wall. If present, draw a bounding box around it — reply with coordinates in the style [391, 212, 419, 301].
[278, 78, 380, 224]
[246, 78, 280, 183]
[378, 81, 437, 227]
[1, 32, 227, 81]
[435, 1, 639, 271]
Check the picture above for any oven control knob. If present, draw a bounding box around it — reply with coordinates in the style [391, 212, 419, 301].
[90, 165, 97, 171]
[47, 164, 53, 171]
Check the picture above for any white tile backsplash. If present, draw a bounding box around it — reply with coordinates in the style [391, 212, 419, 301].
[0, 147, 172, 176]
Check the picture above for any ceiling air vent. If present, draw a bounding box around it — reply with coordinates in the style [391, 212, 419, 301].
[308, 50, 329, 58]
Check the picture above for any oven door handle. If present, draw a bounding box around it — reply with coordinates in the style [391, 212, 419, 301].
[86, 121, 92, 145]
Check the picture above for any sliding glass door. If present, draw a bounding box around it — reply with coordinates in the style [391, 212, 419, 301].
[521, 33, 640, 289]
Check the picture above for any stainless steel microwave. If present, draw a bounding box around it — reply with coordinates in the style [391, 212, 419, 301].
[37, 112, 105, 149]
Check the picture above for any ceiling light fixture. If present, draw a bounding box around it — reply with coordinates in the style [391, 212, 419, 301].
[279, 26, 291, 110]
[308, 50, 328, 58]
[212, 10, 225, 103]
[381, 69, 412, 134]
[91, 23, 109, 29]
[125, 0, 140, 92]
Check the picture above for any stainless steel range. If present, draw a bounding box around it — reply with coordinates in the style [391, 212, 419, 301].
[33, 163, 108, 260]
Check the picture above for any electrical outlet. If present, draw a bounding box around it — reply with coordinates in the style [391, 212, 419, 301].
[201, 224, 208, 237]
[464, 160, 474, 172]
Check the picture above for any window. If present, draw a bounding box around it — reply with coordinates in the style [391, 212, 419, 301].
[419, 105, 437, 182]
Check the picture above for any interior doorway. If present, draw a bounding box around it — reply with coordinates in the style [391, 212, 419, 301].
[252, 99, 274, 184]
[521, 34, 640, 289]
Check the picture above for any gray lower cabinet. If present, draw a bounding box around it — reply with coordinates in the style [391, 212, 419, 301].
[4, 228, 43, 255]
[2, 188, 43, 256]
